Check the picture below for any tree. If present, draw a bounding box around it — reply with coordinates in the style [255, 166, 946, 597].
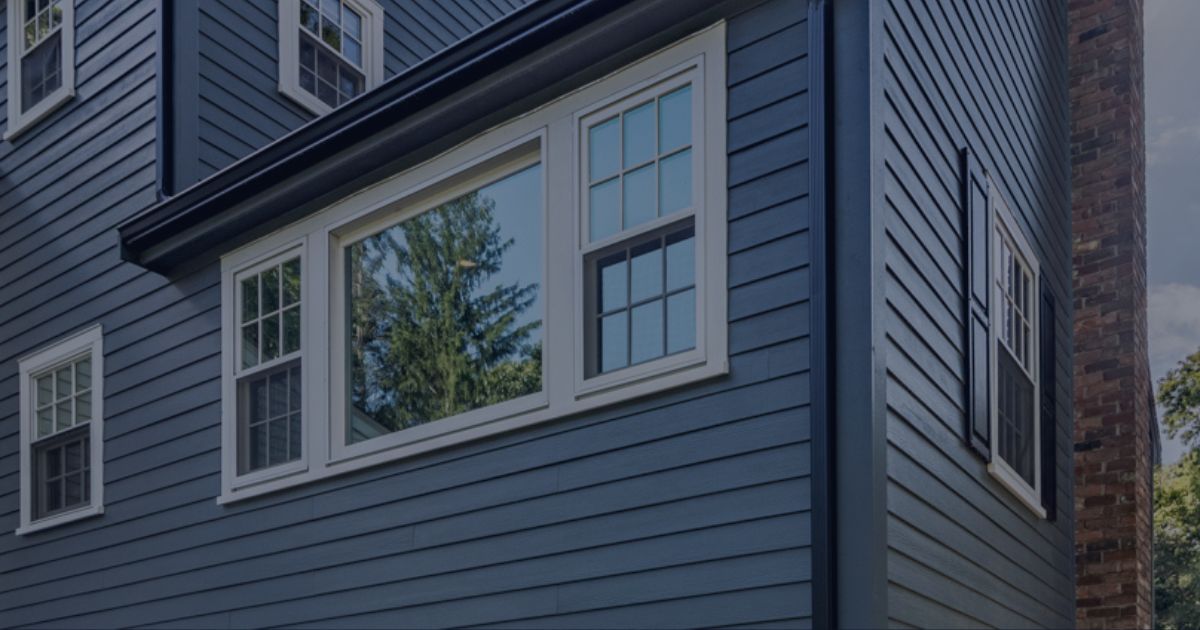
[348, 188, 541, 437]
[1156, 350, 1200, 629]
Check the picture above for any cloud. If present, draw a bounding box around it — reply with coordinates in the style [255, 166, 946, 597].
[1149, 283, 1200, 380]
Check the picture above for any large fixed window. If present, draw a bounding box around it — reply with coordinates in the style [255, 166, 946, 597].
[5, 0, 75, 139]
[278, 0, 384, 115]
[17, 325, 104, 534]
[220, 24, 726, 502]
[988, 193, 1042, 515]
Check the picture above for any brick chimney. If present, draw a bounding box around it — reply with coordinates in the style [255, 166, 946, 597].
[1068, 0, 1153, 628]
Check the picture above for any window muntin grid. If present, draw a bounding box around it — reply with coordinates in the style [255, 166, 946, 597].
[589, 221, 696, 376]
[586, 84, 693, 242]
[239, 257, 302, 370]
[32, 355, 91, 440]
[21, 0, 62, 53]
[298, 0, 365, 108]
[236, 254, 303, 474]
[996, 228, 1034, 376]
[34, 427, 89, 519]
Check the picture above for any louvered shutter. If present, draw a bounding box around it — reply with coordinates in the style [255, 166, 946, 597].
[962, 148, 992, 460]
[1040, 278, 1057, 520]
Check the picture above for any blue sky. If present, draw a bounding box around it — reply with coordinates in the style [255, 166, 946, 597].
[1147, 0, 1200, 463]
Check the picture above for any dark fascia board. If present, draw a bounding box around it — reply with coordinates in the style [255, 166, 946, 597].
[120, 0, 732, 274]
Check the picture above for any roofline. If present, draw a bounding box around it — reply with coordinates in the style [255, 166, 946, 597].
[119, 0, 624, 271]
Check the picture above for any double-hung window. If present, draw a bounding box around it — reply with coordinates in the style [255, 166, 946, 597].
[278, 0, 384, 115]
[17, 325, 103, 534]
[988, 193, 1042, 514]
[221, 24, 727, 501]
[5, 0, 74, 139]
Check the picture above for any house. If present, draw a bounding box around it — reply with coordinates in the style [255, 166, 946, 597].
[0, 0, 1097, 626]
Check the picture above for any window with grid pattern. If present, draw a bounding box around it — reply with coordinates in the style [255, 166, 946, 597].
[279, 0, 382, 115]
[6, 0, 74, 138]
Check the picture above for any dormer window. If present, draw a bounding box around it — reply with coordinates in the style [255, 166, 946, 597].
[5, 0, 75, 139]
[279, 0, 384, 115]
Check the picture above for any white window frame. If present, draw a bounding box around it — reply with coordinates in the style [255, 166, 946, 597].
[5, 0, 75, 140]
[16, 324, 104, 535]
[277, 0, 385, 116]
[219, 23, 727, 503]
[987, 191, 1044, 518]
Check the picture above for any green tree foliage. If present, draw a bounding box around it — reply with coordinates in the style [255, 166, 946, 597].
[348, 189, 541, 437]
[1156, 350, 1200, 629]
[1155, 452, 1200, 629]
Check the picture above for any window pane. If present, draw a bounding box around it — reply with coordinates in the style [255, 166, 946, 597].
[622, 102, 655, 168]
[589, 178, 619, 242]
[344, 5, 362, 38]
[55, 366, 71, 401]
[282, 258, 301, 306]
[262, 313, 280, 361]
[659, 148, 692, 216]
[630, 300, 664, 365]
[588, 117, 619, 182]
[658, 86, 691, 152]
[667, 289, 696, 354]
[249, 423, 267, 471]
[55, 399, 72, 432]
[44, 476, 62, 513]
[289, 366, 302, 410]
[623, 163, 656, 230]
[598, 255, 627, 312]
[283, 306, 302, 355]
[268, 417, 289, 466]
[269, 370, 289, 418]
[344, 38, 362, 68]
[242, 323, 259, 369]
[600, 313, 628, 373]
[75, 358, 91, 392]
[997, 345, 1036, 486]
[289, 413, 303, 460]
[629, 242, 663, 303]
[347, 164, 543, 443]
[262, 266, 280, 314]
[76, 391, 91, 422]
[241, 276, 259, 323]
[37, 406, 53, 438]
[321, 16, 342, 50]
[36, 375, 53, 407]
[64, 472, 83, 506]
[65, 440, 81, 473]
[300, 0, 320, 33]
[665, 229, 694, 291]
[320, 0, 340, 21]
[249, 377, 267, 423]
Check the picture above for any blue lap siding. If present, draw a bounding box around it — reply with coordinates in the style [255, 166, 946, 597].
[880, 0, 1073, 626]
[0, 1, 814, 627]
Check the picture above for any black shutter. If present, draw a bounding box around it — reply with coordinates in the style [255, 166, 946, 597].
[962, 148, 991, 460]
[1040, 278, 1058, 520]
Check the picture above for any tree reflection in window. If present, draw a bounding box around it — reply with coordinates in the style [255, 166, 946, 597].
[346, 164, 543, 443]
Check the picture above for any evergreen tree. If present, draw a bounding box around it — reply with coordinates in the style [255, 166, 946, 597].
[348, 189, 540, 436]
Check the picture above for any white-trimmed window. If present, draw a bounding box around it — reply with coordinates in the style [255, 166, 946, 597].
[17, 325, 103, 534]
[988, 193, 1043, 516]
[5, 0, 75, 139]
[221, 24, 726, 502]
[278, 0, 384, 115]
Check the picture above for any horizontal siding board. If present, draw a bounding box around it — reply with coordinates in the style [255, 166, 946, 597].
[0, 1, 812, 627]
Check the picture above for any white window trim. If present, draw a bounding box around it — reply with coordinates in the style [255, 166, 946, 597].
[987, 190, 1045, 519]
[219, 23, 727, 503]
[16, 324, 104, 535]
[5, 0, 75, 141]
[277, 0, 385, 116]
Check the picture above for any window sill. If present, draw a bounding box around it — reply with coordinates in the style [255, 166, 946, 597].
[5, 87, 73, 142]
[15, 502, 103, 536]
[987, 459, 1047, 519]
[217, 356, 727, 505]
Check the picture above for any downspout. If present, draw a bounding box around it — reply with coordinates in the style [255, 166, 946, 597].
[808, 0, 835, 627]
[155, 0, 173, 199]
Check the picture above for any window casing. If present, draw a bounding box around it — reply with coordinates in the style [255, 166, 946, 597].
[988, 193, 1043, 517]
[278, 0, 384, 115]
[5, 0, 75, 139]
[220, 24, 726, 502]
[17, 324, 104, 534]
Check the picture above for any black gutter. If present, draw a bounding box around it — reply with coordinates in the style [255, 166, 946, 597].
[121, 0, 737, 274]
[808, 0, 835, 627]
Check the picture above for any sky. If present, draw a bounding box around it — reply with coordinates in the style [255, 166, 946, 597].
[1146, 0, 1200, 464]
